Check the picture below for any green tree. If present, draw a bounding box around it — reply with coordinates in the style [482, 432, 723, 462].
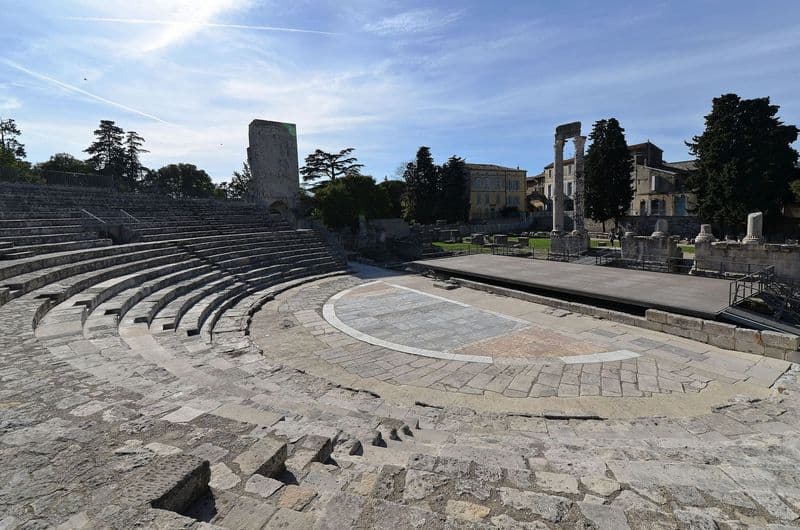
[687, 94, 799, 232]
[122, 131, 147, 190]
[85, 120, 125, 185]
[300, 147, 363, 183]
[143, 163, 215, 198]
[0, 118, 26, 161]
[0, 118, 34, 181]
[790, 179, 800, 203]
[35, 153, 93, 174]
[213, 182, 229, 200]
[438, 155, 470, 223]
[584, 118, 634, 231]
[228, 162, 252, 199]
[402, 146, 439, 224]
[378, 178, 407, 218]
[313, 174, 390, 230]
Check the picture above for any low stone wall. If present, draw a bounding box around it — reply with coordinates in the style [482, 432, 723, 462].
[584, 215, 702, 238]
[621, 234, 681, 261]
[550, 232, 589, 255]
[452, 278, 800, 363]
[694, 240, 800, 281]
[645, 309, 800, 361]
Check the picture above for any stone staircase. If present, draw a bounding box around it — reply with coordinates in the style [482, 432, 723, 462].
[2, 184, 800, 528]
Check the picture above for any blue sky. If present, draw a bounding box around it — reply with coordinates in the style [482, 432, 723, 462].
[1, 1, 798, 182]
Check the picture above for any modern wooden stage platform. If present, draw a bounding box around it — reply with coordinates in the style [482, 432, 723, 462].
[413, 254, 733, 319]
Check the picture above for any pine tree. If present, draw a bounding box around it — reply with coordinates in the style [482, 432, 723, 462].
[84, 120, 125, 186]
[123, 131, 148, 190]
[687, 94, 799, 232]
[584, 118, 634, 231]
[0, 118, 26, 161]
[300, 148, 363, 183]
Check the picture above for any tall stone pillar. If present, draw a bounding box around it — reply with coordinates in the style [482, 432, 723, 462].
[572, 135, 586, 234]
[552, 137, 565, 234]
[742, 212, 763, 244]
[247, 119, 299, 220]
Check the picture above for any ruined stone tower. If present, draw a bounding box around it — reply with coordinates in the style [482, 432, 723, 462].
[247, 119, 299, 219]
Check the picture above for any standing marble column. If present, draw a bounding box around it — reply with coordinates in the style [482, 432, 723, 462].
[572, 135, 586, 234]
[552, 137, 565, 234]
[742, 212, 764, 244]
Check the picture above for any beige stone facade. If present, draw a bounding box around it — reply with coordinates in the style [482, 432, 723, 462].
[465, 163, 526, 221]
[540, 141, 696, 217]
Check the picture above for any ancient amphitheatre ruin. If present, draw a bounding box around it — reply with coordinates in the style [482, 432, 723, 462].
[1, 119, 799, 530]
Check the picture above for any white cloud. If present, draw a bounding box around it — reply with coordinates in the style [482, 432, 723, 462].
[364, 8, 462, 35]
[0, 96, 22, 111]
[67, 0, 254, 54]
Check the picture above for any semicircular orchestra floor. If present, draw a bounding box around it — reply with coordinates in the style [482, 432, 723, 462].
[324, 280, 641, 365]
[251, 267, 790, 407]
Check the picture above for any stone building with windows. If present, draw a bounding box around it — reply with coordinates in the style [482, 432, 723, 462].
[465, 163, 527, 221]
[540, 140, 696, 217]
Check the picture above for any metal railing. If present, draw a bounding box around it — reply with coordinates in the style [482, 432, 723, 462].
[435, 240, 541, 259]
[0, 166, 115, 189]
[729, 266, 773, 306]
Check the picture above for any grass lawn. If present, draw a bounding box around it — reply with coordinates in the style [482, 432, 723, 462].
[434, 237, 625, 252]
[433, 237, 695, 255]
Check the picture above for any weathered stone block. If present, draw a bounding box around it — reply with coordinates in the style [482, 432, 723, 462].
[786, 350, 800, 363]
[645, 309, 668, 324]
[666, 313, 703, 331]
[638, 319, 664, 333]
[234, 436, 287, 477]
[123, 454, 211, 514]
[764, 346, 787, 360]
[686, 329, 709, 343]
[708, 334, 735, 350]
[761, 330, 800, 351]
[734, 328, 764, 355]
[285, 435, 333, 474]
[702, 320, 736, 338]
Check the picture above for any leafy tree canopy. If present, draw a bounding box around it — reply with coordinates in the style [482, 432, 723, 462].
[300, 148, 363, 183]
[687, 94, 799, 231]
[378, 178, 407, 218]
[313, 174, 390, 230]
[142, 163, 215, 198]
[228, 162, 252, 200]
[35, 153, 93, 174]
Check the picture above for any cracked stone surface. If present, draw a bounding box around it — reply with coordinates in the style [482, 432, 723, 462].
[2, 256, 800, 529]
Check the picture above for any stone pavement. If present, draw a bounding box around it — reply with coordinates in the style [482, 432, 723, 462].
[2, 262, 800, 529]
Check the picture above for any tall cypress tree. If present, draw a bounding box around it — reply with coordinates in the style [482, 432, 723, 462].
[584, 118, 634, 231]
[122, 131, 148, 191]
[687, 94, 798, 232]
[402, 146, 439, 224]
[439, 155, 469, 223]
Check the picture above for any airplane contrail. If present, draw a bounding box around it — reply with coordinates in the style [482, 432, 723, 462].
[1, 60, 170, 124]
[63, 16, 338, 35]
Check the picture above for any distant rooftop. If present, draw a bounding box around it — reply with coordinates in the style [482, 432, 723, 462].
[465, 163, 526, 172]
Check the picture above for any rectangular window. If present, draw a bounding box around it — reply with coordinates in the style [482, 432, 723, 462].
[547, 184, 552, 197]
[567, 182, 573, 197]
